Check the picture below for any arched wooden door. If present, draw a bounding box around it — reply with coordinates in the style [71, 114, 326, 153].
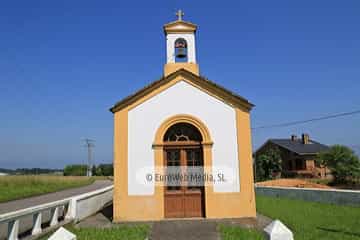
[163, 123, 205, 218]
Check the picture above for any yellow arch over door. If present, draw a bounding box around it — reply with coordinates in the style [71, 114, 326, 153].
[153, 114, 213, 147]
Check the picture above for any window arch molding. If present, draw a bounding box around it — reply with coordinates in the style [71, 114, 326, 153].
[153, 114, 213, 148]
[163, 122, 202, 142]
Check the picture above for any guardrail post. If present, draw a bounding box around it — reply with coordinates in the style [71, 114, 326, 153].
[8, 219, 19, 240]
[65, 198, 77, 220]
[50, 207, 59, 226]
[59, 205, 65, 219]
[31, 212, 42, 235]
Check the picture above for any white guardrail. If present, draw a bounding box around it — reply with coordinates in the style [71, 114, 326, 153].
[0, 185, 113, 240]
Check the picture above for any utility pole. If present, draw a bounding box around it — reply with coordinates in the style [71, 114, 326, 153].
[83, 138, 95, 177]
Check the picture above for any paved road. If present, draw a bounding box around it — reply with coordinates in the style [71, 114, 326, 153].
[0, 180, 112, 214]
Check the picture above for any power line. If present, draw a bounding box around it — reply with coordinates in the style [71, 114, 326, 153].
[83, 138, 95, 177]
[252, 110, 360, 130]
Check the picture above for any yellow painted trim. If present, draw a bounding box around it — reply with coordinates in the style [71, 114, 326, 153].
[153, 114, 213, 147]
[124, 75, 250, 114]
[164, 63, 199, 76]
[163, 20, 197, 34]
[113, 109, 128, 221]
[153, 114, 213, 219]
[235, 108, 256, 216]
[110, 69, 254, 113]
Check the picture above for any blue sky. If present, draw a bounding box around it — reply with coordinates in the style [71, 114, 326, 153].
[1, 1, 359, 169]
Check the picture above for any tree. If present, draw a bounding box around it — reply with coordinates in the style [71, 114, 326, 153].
[317, 145, 360, 183]
[63, 165, 87, 176]
[91, 165, 97, 177]
[95, 166, 103, 176]
[255, 147, 282, 182]
[95, 164, 113, 176]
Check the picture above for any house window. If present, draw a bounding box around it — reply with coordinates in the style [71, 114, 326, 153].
[295, 159, 305, 170]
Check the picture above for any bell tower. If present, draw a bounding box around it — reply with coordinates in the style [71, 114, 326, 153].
[163, 10, 199, 76]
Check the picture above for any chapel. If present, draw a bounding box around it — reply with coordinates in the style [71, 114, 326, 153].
[110, 11, 256, 221]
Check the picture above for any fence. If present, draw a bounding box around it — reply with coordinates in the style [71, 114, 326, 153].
[255, 186, 360, 206]
[0, 185, 113, 240]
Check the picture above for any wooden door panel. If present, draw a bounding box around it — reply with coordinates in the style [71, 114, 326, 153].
[184, 148, 204, 217]
[184, 192, 203, 217]
[164, 147, 204, 218]
[165, 194, 184, 218]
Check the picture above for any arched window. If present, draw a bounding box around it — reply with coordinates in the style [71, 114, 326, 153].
[163, 123, 202, 142]
[174, 38, 188, 62]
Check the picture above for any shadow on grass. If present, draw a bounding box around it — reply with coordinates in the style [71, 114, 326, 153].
[317, 227, 360, 238]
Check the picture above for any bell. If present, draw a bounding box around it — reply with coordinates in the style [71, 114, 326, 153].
[176, 48, 187, 58]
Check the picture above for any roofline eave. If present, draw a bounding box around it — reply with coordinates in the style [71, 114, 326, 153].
[109, 68, 254, 113]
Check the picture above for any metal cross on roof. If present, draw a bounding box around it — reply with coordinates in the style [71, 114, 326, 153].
[176, 9, 184, 21]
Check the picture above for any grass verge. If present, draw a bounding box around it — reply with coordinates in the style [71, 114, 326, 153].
[39, 224, 150, 240]
[0, 176, 95, 203]
[219, 224, 264, 240]
[256, 195, 360, 240]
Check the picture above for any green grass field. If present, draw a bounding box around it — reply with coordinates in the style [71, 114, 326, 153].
[0, 176, 95, 203]
[39, 225, 150, 240]
[219, 225, 264, 240]
[256, 195, 360, 240]
[220, 196, 360, 240]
